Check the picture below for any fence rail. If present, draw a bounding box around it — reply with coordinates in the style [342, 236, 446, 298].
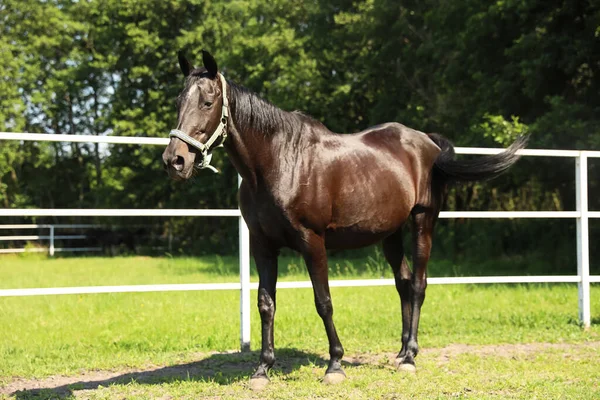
[0, 235, 87, 240]
[0, 132, 597, 351]
[0, 224, 98, 255]
[0, 247, 102, 254]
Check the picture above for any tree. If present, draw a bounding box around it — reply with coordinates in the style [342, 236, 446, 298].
[1, 0, 598, 263]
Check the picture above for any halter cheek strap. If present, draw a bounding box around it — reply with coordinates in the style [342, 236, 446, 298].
[169, 73, 229, 173]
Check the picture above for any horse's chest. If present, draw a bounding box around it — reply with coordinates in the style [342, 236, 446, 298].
[239, 186, 297, 245]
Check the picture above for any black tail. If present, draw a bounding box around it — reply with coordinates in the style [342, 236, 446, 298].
[428, 134, 528, 182]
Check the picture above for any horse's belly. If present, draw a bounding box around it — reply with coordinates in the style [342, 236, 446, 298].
[322, 187, 413, 249]
[324, 204, 410, 249]
[324, 228, 396, 250]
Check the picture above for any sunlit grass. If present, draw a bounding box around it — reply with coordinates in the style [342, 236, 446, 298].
[0, 248, 574, 289]
[0, 255, 599, 398]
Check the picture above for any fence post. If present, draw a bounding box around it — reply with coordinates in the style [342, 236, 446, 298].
[576, 152, 591, 328]
[238, 175, 251, 351]
[49, 225, 55, 257]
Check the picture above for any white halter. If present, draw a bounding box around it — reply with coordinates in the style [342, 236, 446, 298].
[169, 73, 229, 173]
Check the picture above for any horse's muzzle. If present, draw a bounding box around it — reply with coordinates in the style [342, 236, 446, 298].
[162, 147, 193, 181]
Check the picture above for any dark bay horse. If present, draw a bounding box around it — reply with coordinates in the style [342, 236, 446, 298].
[162, 50, 526, 389]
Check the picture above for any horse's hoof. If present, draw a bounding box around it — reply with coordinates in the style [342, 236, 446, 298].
[397, 363, 417, 374]
[393, 357, 404, 368]
[323, 372, 346, 385]
[249, 376, 270, 391]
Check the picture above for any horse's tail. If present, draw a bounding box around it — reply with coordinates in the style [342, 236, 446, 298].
[428, 134, 527, 183]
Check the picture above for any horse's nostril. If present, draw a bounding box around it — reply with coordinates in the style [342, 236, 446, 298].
[171, 155, 185, 172]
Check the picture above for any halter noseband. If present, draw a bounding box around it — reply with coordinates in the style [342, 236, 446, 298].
[169, 73, 229, 173]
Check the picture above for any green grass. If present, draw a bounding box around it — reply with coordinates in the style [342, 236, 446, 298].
[0, 248, 576, 289]
[1, 255, 599, 398]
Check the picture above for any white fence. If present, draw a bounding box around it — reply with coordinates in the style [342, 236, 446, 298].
[0, 224, 101, 255]
[0, 132, 597, 351]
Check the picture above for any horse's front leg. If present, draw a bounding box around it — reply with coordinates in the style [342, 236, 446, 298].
[249, 235, 279, 391]
[301, 231, 346, 384]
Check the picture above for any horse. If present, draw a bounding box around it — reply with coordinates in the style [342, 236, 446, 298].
[162, 50, 526, 389]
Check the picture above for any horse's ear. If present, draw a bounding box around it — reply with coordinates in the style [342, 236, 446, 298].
[177, 50, 192, 77]
[202, 50, 218, 78]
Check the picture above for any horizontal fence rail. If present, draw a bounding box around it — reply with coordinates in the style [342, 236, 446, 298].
[0, 275, 585, 297]
[0, 224, 101, 229]
[0, 247, 101, 254]
[0, 223, 165, 256]
[0, 209, 242, 217]
[0, 224, 100, 255]
[0, 132, 598, 351]
[0, 132, 169, 145]
[0, 210, 583, 218]
[0, 235, 86, 240]
[4, 131, 600, 157]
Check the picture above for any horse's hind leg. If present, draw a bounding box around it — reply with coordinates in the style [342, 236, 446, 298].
[382, 229, 413, 367]
[398, 209, 437, 372]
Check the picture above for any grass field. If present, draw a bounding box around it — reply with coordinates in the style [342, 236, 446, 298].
[1, 254, 599, 399]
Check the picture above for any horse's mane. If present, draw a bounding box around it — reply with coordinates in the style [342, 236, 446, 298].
[227, 80, 326, 136]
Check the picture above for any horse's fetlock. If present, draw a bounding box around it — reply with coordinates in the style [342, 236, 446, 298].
[407, 339, 419, 356]
[261, 350, 275, 367]
[330, 343, 344, 360]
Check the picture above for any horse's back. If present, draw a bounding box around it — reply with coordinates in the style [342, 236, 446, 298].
[357, 122, 439, 158]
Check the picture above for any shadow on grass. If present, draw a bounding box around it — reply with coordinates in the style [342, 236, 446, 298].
[11, 348, 365, 400]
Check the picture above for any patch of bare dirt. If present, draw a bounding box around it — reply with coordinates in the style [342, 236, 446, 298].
[2, 342, 599, 397]
[343, 341, 600, 367]
[423, 341, 600, 368]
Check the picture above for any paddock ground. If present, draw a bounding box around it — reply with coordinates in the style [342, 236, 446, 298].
[1, 256, 599, 399]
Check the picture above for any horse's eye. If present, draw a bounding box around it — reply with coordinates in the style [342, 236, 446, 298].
[204, 101, 213, 108]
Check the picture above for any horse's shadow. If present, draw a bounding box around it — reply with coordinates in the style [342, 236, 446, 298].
[11, 348, 364, 399]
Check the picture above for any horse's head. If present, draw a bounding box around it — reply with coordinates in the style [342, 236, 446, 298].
[162, 50, 228, 180]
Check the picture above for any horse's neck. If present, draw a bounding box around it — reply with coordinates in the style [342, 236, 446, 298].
[224, 88, 296, 189]
[224, 123, 261, 187]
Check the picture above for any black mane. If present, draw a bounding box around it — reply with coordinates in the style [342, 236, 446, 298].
[227, 80, 326, 137]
